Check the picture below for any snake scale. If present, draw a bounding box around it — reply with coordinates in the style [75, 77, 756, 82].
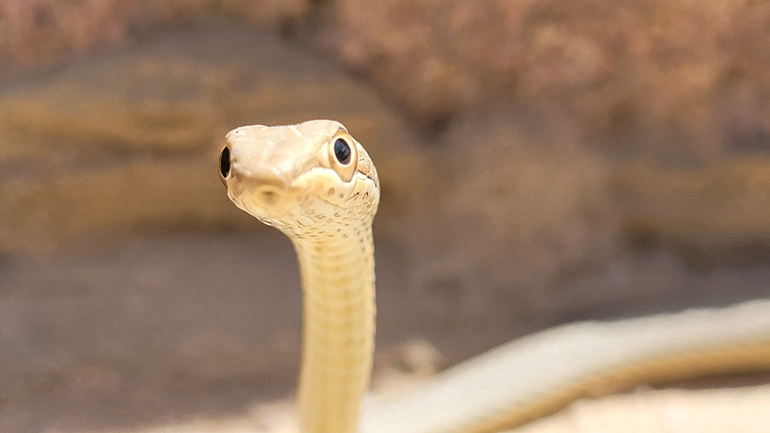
[218, 119, 770, 433]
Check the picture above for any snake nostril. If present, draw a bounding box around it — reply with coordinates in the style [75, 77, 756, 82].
[260, 189, 278, 205]
[219, 146, 231, 181]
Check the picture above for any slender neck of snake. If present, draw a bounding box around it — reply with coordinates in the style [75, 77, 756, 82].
[291, 219, 376, 433]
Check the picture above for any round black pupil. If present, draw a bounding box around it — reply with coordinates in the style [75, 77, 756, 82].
[220, 146, 231, 177]
[334, 138, 351, 164]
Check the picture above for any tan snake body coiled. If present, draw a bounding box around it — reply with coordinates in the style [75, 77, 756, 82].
[218, 120, 770, 433]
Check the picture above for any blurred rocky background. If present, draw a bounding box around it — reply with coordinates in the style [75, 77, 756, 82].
[0, 0, 769, 432]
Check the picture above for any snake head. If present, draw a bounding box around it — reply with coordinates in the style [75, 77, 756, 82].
[219, 120, 380, 238]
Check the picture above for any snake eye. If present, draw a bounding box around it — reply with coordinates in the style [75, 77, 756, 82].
[334, 138, 352, 165]
[328, 135, 358, 182]
[219, 146, 231, 181]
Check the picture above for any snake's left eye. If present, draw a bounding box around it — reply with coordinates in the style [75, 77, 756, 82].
[334, 138, 352, 165]
[328, 136, 358, 182]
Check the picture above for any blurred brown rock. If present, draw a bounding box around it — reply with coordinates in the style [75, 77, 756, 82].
[323, 0, 770, 148]
[4, 0, 769, 153]
[0, 25, 424, 253]
[0, 0, 309, 63]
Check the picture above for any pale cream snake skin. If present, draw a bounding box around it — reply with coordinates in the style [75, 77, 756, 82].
[218, 119, 770, 433]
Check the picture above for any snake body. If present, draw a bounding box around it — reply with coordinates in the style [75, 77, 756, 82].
[218, 120, 770, 433]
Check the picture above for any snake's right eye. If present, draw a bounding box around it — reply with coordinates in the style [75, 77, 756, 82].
[219, 146, 231, 180]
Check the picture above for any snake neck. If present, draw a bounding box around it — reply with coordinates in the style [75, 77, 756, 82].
[292, 220, 376, 433]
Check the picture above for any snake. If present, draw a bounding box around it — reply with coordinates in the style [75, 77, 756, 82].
[218, 119, 770, 433]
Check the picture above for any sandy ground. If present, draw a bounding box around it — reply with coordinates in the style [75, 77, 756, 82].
[77, 368, 770, 433]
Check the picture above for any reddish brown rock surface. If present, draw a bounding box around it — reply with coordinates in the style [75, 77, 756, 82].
[323, 0, 770, 145]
